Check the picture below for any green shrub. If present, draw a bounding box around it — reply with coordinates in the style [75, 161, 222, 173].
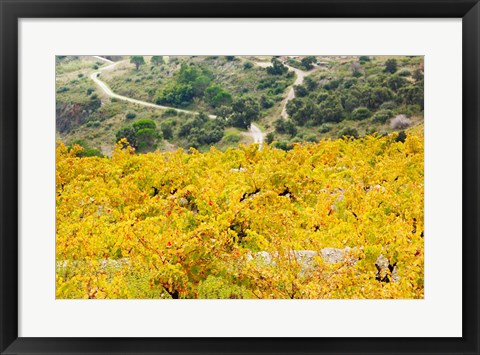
[86, 120, 101, 128]
[223, 132, 240, 144]
[372, 109, 394, 123]
[133, 119, 157, 132]
[384, 59, 398, 74]
[338, 127, 359, 138]
[125, 111, 137, 120]
[162, 108, 178, 117]
[273, 141, 294, 151]
[352, 107, 371, 120]
[319, 124, 332, 133]
[56, 86, 69, 93]
[266, 132, 275, 144]
[243, 62, 254, 70]
[395, 130, 407, 143]
[398, 69, 412, 77]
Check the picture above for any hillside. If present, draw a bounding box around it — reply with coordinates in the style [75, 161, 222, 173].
[55, 55, 423, 155]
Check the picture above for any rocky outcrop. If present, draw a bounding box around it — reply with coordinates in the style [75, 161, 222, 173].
[375, 254, 400, 283]
[246, 247, 359, 275]
[247, 248, 400, 283]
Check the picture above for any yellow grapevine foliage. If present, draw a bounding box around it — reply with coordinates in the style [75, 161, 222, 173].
[56, 131, 424, 299]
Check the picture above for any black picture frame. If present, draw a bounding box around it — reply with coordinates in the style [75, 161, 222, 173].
[1, 1, 479, 354]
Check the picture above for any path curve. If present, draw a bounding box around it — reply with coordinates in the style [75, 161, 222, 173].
[249, 124, 266, 150]
[90, 57, 216, 118]
[255, 60, 315, 118]
[90, 56, 263, 146]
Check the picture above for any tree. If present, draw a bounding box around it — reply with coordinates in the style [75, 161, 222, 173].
[384, 59, 398, 74]
[132, 119, 157, 132]
[130, 56, 145, 71]
[301, 56, 317, 70]
[151, 56, 164, 66]
[116, 127, 137, 147]
[116, 119, 160, 152]
[266, 132, 275, 144]
[205, 85, 232, 108]
[267, 58, 288, 76]
[156, 83, 194, 106]
[230, 97, 260, 129]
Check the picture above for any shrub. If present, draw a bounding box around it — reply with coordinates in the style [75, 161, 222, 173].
[395, 130, 407, 143]
[86, 120, 101, 128]
[243, 62, 254, 70]
[390, 114, 411, 129]
[273, 141, 294, 151]
[162, 108, 178, 117]
[372, 110, 394, 124]
[125, 111, 137, 120]
[352, 107, 371, 120]
[56, 86, 69, 93]
[398, 69, 412, 77]
[133, 119, 157, 132]
[359, 56, 371, 62]
[223, 132, 240, 144]
[266, 132, 275, 144]
[338, 127, 359, 138]
[319, 124, 332, 133]
[78, 73, 84, 78]
[379, 101, 397, 110]
[384, 59, 398, 74]
[160, 121, 174, 140]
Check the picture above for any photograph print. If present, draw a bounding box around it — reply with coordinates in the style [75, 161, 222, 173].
[55, 55, 424, 299]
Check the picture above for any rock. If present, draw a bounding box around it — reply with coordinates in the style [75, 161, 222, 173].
[320, 247, 347, 264]
[246, 247, 358, 276]
[375, 254, 400, 283]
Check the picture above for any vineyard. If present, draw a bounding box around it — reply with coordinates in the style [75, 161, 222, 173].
[56, 129, 424, 299]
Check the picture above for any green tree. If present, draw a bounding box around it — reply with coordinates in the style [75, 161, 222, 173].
[151, 56, 164, 66]
[116, 126, 137, 147]
[267, 58, 288, 76]
[385, 59, 398, 74]
[301, 56, 317, 70]
[205, 85, 232, 108]
[230, 97, 260, 129]
[266, 132, 275, 144]
[130, 56, 145, 71]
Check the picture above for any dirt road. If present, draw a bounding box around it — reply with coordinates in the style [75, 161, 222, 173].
[255, 60, 315, 118]
[90, 57, 216, 118]
[249, 123, 266, 149]
[90, 56, 264, 146]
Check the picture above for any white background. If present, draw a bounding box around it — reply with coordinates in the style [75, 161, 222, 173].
[19, 19, 462, 337]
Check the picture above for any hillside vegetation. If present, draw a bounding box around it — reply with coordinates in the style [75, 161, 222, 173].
[56, 55, 423, 155]
[56, 129, 424, 299]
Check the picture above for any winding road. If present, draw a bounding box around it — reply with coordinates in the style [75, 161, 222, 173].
[90, 57, 216, 118]
[90, 56, 263, 146]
